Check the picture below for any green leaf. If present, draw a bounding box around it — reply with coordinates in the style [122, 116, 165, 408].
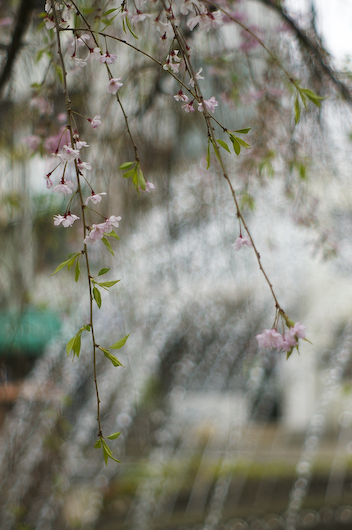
[132, 167, 139, 190]
[93, 287, 102, 308]
[98, 280, 120, 288]
[286, 348, 294, 360]
[83, 324, 91, 331]
[101, 348, 123, 367]
[294, 94, 301, 124]
[51, 258, 71, 276]
[107, 432, 121, 440]
[206, 140, 211, 169]
[73, 333, 81, 357]
[300, 88, 325, 107]
[303, 337, 313, 344]
[230, 136, 241, 155]
[217, 139, 231, 153]
[232, 136, 251, 149]
[75, 259, 80, 282]
[110, 334, 130, 350]
[102, 439, 121, 463]
[103, 444, 109, 465]
[126, 16, 138, 39]
[101, 237, 114, 256]
[106, 230, 119, 240]
[119, 161, 134, 170]
[101, 17, 114, 27]
[103, 8, 118, 16]
[121, 167, 136, 179]
[67, 254, 79, 271]
[137, 168, 146, 191]
[94, 439, 102, 448]
[98, 268, 110, 276]
[234, 128, 251, 134]
[66, 336, 76, 355]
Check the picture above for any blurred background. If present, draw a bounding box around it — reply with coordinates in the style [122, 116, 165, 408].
[1, 0, 352, 529]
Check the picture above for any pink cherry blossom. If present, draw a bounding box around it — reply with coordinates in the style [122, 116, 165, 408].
[72, 56, 88, 68]
[70, 34, 90, 48]
[279, 337, 297, 352]
[163, 51, 181, 73]
[84, 216, 121, 244]
[88, 47, 101, 62]
[256, 322, 307, 354]
[84, 224, 105, 244]
[85, 192, 107, 205]
[56, 144, 80, 163]
[232, 236, 252, 250]
[180, 0, 197, 15]
[89, 115, 101, 128]
[256, 329, 283, 350]
[106, 78, 123, 94]
[76, 140, 89, 149]
[154, 18, 173, 38]
[52, 180, 75, 195]
[130, 11, 152, 25]
[187, 10, 223, 31]
[77, 160, 92, 171]
[53, 213, 80, 227]
[189, 68, 204, 87]
[144, 182, 155, 192]
[205, 10, 223, 30]
[198, 96, 218, 113]
[187, 15, 201, 31]
[291, 322, 307, 339]
[174, 90, 189, 103]
[104, 215, 122, 229]
[44, 16, 55, 30]
[100, 53, 118, 64]
[182, 102, 195, 113]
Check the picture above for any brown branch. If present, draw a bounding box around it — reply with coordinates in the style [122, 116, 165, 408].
[0, 0, 37, 97]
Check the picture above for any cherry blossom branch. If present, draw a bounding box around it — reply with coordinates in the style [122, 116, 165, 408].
[164, 1, 284, 314]
[69, 0, 140, 163]
[59, 28, 198, 102]
[51, 1, 102, 437]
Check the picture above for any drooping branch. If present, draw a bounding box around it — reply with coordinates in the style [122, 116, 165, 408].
[256, 0, 352, 103]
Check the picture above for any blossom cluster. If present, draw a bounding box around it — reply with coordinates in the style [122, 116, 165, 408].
[256, 322, 307, 353]
[84, 216, 122, 244]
